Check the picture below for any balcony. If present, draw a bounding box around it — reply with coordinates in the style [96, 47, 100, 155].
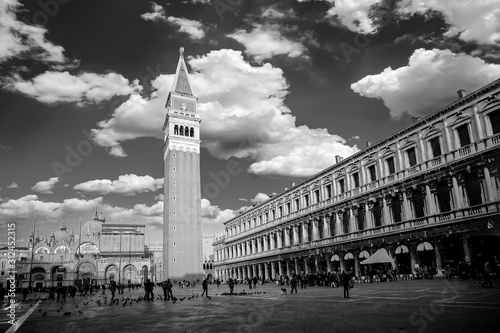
[430, 156, 442, 167]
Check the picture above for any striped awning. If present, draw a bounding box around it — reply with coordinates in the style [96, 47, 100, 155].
[359, 250, 370, 259]
[331, 254, 340, 262]
[344, 252, 354, 260]
[395, 245, 409, 254]
[417, 241, 434, 252]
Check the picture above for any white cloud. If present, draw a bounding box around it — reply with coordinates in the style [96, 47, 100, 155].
[397, 0, 500, 45]
[227, 23, 306, 61]
[7, 182, 18, 189]
[325, 0, 384, 34]
[91, 49, 358, 178]
[0, 0, 69, 64]
[31, 177, 59, 194]
[140, 2, 165, 21]
[73, 174, 163, 196]
[141, 2, 205, 40]
[7, 71, 141, 105]
[154, 193, 164, 201]
[0, 195, 165, 230]
[201, 198, 235, 226]
[250, 192, 270, 204]
[351, 48, 500, 118]
[167, 17, 206, 40]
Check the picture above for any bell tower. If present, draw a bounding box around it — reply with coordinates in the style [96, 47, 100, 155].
[162, 47, 203, 281]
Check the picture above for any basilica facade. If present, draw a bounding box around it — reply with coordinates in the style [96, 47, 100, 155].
[16, 211, 151, 288]
[213, 79, 500, 282]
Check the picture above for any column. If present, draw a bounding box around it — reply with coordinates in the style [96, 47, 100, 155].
[270, 233, 276, 249]
[339, 255, 345, 272]
[312, 219, 320, 240]
[285, 227, 291, 246]
[336, 213, 343, 235]
[263, 262, 269, 281]
[302, 223, 308, 242]
[278, 261, 283, 276]
[271, 261, 276, 279]
[257, 237, 262, 252]
[258, 263, 263, 279]
[425, 184, 437, 215]
[293, 225, 300, 244]
[353, 249, 360, 277]
[365, 203, 373, 229]
[462, 234, 471, 263]
[382, 197, 390, 225]
[263, 235, 269, 251]
[323, 215, 331, 238]
[410, 244, 417, 274]
[277, 231, 283, 248]
[350, 207, 357, 233]
[451, 176, 462, 209]
[294, 258, 300, 275]
[286, 260, 292, 277]
[252, 264, 257, 278]
[303, 257, 309, 274]
[326, 255, 333, 272]
[483, 166, 497, 201]
[402, 190, 412, 221]
[252, 239, 257, 253]
[314, 257, 319, 273]
[432, 239, 444, 276]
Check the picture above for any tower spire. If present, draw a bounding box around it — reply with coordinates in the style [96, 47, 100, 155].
[171, 46, 193, 96]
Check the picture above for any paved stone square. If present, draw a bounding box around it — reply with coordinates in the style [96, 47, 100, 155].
[2, 278, 499, 333]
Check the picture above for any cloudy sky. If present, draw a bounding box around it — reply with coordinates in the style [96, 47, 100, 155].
[1, 0, 499, 245]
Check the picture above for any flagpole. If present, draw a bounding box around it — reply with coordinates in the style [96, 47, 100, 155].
[28, 215, 37, 291]
[77, 217, 82, 284]
[118, 221, 123, 285]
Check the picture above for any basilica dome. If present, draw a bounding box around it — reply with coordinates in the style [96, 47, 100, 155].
[54, 221, 71, 243]
[82, 210, 105, 237]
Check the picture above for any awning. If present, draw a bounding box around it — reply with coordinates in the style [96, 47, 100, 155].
[359, 250, 370, 259]
[344, 252, 354, 260]
[331, 254, 340, 262]
[395, 245, 409, 254]
[417, 241, 433, 252]
[360, 248, 395, 268]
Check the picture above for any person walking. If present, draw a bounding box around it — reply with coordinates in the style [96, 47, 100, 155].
[341, 270, 351, 298]
[144, 279, 154, 301]
[228, 278, 235, 294]
[109, 281, 117, 301]
[201, 278, 209, 297]
[290, 274, 298, 294]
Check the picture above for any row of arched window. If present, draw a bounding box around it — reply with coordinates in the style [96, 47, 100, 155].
[173, 125, 194, 137]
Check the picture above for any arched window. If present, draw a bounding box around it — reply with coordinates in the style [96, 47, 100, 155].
[489, 109, 500, 134]
[179, 126, 184, 136]
[174, 125, 178, 135]
[110, 273, 115, 280]
[190, 127, 194, 137]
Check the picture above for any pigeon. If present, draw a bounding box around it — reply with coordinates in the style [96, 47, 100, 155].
[78, 310, 83, 315]
[63, 312, 71, 316]
[42, 312, 48, 316]
[38, 309, 42, 312]
[57, 309, 61, 312]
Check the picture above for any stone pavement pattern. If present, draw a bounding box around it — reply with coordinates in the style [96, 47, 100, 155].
[2, 279, 499, 333]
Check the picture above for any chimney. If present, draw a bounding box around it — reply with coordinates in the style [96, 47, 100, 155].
[366, 141, 371, 148]
[457, 89, 466, 99]
[335, 155, 343, 163]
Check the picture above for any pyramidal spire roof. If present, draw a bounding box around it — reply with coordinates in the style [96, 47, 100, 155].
[171, 46, 193, 96]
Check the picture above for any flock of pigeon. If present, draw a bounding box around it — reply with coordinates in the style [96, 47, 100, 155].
[18, 289, 267, 319]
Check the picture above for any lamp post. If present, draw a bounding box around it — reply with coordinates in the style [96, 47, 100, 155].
[28, 215, 37, 292]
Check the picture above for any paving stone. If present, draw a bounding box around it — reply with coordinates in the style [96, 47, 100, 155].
[1, 279, 498, 332]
